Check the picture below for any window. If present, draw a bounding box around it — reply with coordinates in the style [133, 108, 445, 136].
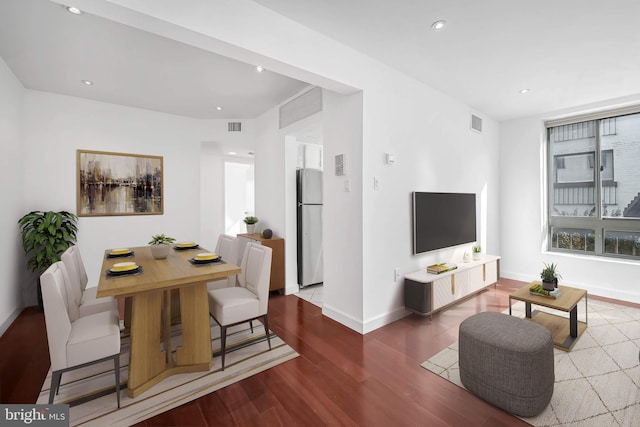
[547, 110, 640, 260]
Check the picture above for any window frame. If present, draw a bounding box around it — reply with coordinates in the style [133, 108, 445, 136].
[546, 106, 640, 260]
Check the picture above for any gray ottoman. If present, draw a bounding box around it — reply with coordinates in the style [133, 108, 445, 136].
[458, 312, 554, 417]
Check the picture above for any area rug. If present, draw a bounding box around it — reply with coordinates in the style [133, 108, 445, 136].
[421, 299, 640, 426]
[37, 320, 299, 426]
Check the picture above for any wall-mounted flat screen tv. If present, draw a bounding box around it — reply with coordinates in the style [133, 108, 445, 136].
[412, 192, 477, 254]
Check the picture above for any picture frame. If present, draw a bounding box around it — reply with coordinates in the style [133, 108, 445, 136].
[77, 150, 164, 216]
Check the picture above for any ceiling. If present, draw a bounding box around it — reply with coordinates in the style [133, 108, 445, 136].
[254, 0, 640, 121]
[0, 0, 309, 120]
[1, 0, 639, 123]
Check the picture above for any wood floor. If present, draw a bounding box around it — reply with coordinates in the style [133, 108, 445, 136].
[2, 279, 637, 426]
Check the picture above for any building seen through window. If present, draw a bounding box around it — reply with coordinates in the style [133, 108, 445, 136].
[548, 112, 640, 259]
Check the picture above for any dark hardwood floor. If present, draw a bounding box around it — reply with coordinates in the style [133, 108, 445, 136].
[3, 279, 638, 426]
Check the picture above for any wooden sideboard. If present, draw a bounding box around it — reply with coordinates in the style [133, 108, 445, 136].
[237, 233, 285, 292]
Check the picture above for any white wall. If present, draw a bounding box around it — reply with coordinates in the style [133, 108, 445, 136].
[20, 90, 215, 286]
[500, 97, 640, 304]
[358, 70, 501, 332]
[199, 120, 256, 250]
[0, 57, 25, 333]
[93, 0, 502, 333]
[254, 106, 285, 235]
[322, 90, 365, 330]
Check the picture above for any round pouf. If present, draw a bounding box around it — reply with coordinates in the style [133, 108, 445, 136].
[458, 312, 554, 417]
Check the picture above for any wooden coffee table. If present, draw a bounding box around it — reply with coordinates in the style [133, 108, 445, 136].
[509, 282, 588, 351]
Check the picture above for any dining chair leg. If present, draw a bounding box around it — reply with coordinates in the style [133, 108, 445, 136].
[220, 325, 228, 371]
[249, 320, 254, 333]
[113, 354, 121, 408]
[49, 371, 63, 404]
[262, 315, 272, 350]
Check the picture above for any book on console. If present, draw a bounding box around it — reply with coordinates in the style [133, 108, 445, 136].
[427, 263, 457, 274]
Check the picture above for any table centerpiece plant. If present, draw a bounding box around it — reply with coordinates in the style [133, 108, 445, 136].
[148, 233, 175, 259]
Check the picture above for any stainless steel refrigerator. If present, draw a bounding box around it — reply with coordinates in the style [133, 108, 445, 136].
[297, 168, 323, 287]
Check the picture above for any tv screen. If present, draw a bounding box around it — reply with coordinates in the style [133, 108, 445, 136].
[412, 192, 477, 254]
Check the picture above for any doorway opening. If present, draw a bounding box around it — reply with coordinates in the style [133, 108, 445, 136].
[224, 161, 255, 236]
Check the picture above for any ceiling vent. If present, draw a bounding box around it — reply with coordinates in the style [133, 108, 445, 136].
[228, 122, 242, 132]
[471, 114, 483, 133]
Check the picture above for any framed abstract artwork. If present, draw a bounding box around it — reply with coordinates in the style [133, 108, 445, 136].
[77, 150, 164, 216]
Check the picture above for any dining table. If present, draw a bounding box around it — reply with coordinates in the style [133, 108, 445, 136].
[96, 244, 241, 398]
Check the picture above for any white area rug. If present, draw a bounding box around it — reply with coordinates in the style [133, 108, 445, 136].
[37, 320, 299, 426]
[421, 299, 640, 426]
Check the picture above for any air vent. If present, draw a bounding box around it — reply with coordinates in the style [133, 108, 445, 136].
[471, 114, 483, 133]
[228, 122, 242, 132]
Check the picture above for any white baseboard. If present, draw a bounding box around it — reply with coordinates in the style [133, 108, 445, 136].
[501, 271, 640, 305]
[321, 304, 412, 335]
[500, 270, 534, 283]
[363, 306, 411, 334]
[0, 307, 22, 338]
[321, 304, 364, 334]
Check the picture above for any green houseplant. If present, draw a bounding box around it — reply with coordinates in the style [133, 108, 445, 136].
[243, 216, 259, 234]
[472, 244, 482, 260]
[540, 262, 561, 291]
[18, 210, 79, 308]
[148, 233, 175, 259]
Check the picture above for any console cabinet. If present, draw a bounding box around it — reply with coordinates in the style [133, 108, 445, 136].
[404, 255, 500, 315]
[237, 233, 285, 292]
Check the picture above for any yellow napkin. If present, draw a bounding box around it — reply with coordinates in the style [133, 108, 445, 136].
[110, 248, 131, 255]
[111, 262, 138, 272]
[195, 252, 217, 261]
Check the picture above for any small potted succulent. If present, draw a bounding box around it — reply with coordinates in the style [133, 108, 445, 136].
[472, 244, 482, 260]
[243, 216, 259, 234]
[540, 262, 561, 291]
[148, 233, 175, 259]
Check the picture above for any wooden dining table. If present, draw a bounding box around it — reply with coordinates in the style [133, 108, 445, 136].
[96, 245, 241, 398]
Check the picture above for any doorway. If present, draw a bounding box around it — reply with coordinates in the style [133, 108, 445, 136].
[224, 161, 255, 236]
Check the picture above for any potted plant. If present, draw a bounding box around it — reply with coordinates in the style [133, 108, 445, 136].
[472, 244, 482, 260]
[244, 216, 259, 234]
[148, 233, 175, 259]
[540, 262, 561, 291]
[18, 210, 79, 309]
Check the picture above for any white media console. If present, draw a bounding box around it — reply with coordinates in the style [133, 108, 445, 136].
[404, 255, 500, 315]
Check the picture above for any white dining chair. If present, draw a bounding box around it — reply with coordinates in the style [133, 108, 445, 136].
[207, 234, 239, 291]
[61, 245, 119, 317]
[208, 242, 272, 370]
[40, 262, 121, 407]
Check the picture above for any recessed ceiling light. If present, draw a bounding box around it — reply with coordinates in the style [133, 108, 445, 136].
[519, 88, 531, 94]
[431, 20, 446, 30]
[81, 80, 93, 85]
[256, 65, 264, 73]
[66, 6, 83, 15]
[228, 151, 237, 155]
[216, 106, 223, 111]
